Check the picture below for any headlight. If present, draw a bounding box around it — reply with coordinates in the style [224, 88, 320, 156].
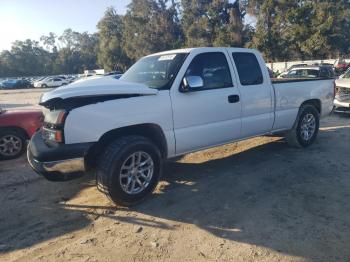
[42, 110, 67, 143]
[44, 110, 67, 127]
[42, 127, 63, 143]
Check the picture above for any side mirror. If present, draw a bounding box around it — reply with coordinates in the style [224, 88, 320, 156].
[181, 76, 204, 92]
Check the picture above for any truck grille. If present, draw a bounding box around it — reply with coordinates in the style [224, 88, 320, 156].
[336, 87, 350, 102]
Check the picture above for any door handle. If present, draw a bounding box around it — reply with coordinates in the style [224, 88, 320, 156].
[228, 95, 240, 103]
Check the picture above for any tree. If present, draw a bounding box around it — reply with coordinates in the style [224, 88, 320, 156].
[123, 0, 182, 61]
[53, 29, 99, 74]
[181, 0, 245, 47]
[213, 1, 245, 47]
[40, 32, 58, 52]
[97, 7, 130, 71]
[77, 32, 99, 71]
[245, 0, 350, 61]
[286, 0, 350, 59]
[244, 0, 292, 62]
[0, 39, 52, 77]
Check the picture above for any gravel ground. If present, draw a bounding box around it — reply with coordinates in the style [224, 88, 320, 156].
[0, 88, 52, 110]
[0, 89, 350, 262]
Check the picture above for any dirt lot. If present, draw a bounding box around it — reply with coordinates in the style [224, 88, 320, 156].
[1, 89, 350, 262]
[0, 88, 52, 110]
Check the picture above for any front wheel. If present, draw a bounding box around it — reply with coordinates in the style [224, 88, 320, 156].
[286, 105, 320, 147]
[96, 136, 162, 206]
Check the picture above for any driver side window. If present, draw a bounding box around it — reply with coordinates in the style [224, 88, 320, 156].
[185, 52, 233, 90]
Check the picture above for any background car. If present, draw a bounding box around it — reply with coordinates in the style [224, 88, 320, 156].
[0, 79, 32, 89]
[334, 58, 350, 75]
[278, 65, 335, 79]
[33, 77, 66, 88]
[0, 108, 43, 160]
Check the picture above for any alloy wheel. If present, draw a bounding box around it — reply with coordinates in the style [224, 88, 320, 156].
[119, 151, 154, 195]
[0, 135, 22, 157]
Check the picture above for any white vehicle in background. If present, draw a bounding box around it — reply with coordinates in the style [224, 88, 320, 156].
[278, 65, 335, 79]
[33, 77, 67, 88]
[334, 68, 350, 113]
[28, 47, 335, 206]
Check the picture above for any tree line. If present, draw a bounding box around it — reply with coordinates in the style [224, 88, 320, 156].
[1, 0, 350, 77]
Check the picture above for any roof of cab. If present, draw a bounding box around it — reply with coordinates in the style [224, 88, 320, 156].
[147, 47, 256, 57]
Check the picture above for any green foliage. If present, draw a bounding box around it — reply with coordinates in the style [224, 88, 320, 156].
[1, 0, 350, 77]
[0, 30, 98, 77]
[0, 40, 53, 77]
[181, 0, 244, 47]
[123, 0, 182, 61]
[246, 0, 350, 61]
[97, 7, 130, 71]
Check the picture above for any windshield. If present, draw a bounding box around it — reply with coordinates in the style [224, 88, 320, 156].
[120, 53, 188, 89]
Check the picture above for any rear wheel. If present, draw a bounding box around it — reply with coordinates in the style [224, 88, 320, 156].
[0, 128, 27, 160]
[286, 105, 320, 147]
[41, 84, 48, 88]
[96, 136, 162, 206]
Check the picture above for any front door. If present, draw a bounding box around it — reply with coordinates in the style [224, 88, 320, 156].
[170, 49, 242, 155]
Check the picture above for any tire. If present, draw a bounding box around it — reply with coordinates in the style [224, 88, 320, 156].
[0, 128, 27, 160]
[286, 105, 320, 148]
[41, 84, 48, 88]
[96, 135, 162, 206]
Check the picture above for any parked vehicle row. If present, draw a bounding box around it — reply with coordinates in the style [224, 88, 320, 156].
[0, 75, 79, 89]
[27, 47, 335, 206]
[273, 59, 350, 79]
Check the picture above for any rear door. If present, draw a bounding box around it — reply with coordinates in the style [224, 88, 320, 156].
[170, 48, 242, 155]
[228, 50, 274, 137]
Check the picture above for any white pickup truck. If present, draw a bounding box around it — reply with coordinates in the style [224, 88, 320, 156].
[28, 47, 335, 206]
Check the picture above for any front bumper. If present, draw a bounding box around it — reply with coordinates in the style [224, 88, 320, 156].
[333, 99, 350, 114]
[27, 131, 93, 181]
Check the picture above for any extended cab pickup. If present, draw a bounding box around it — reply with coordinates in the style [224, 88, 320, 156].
[27, 47, 335, 206]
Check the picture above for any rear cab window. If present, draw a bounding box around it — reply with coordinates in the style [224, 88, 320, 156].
[232, 52, 264, 86]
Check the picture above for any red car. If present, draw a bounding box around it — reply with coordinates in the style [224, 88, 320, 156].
[0, 108, 43, 160]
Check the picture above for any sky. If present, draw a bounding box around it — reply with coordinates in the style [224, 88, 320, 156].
[0, 0, 131, 51]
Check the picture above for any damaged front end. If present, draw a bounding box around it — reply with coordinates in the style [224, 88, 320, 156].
[28, 77, 158, 181]
[334, 86, 350, 113]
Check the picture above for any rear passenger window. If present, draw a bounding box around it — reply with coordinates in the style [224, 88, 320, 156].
[232, 52, 263, 85]
[185, 52, 233, 90]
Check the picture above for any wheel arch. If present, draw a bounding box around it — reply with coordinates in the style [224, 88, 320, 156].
[300, 99, 321, 114]
[85, 123, 168, 169]
[0, 126, 30, 139]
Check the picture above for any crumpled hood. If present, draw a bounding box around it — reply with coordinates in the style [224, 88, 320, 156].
[335, 78, 350, 88]
[40, 76, 158, 104]
[335, 78, 350, 102]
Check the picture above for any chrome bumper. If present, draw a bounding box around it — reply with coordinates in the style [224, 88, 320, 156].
[333, 99, 350, 114]
[27, 147, 86, 181]
[334, 99, 350, 108]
